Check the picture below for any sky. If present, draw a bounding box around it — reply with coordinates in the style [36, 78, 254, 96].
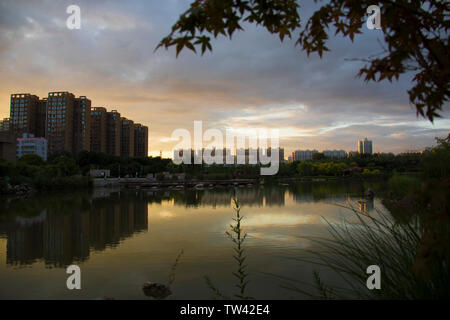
[0, 0, 448, 158]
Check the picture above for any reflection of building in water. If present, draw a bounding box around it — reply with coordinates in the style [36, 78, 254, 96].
[358, 199, 374, 213]
[171, 187, 284, 208]
[263, 188, 285, 207]
[1, 197, 148, 268]
[198, 190, 234, 208]
[235, 188, 264, 207]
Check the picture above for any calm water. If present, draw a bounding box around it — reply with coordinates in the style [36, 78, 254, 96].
[0, 181, 386, 299]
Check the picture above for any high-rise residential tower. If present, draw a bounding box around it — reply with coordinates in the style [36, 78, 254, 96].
[10, 93, 40, 137]
[90, 107, 107, 153]
[358, 138, 373, 155]
[133, 123, 148, 158]
[46, 92, 75, 154]
[358, 138, 373, 154]
[106, 110, 121, 156]
[120, 118, 135, 157]
[73, 96, 91, 154]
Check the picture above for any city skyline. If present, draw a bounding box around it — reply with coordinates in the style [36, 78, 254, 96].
[0, 1, 448, 158]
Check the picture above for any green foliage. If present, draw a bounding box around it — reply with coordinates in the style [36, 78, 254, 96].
[158, 0, 449, 121]
[387, 172, 418, 199]
[17, 154, 45, 166]
[205, 198, 253, 300]
[421, 135, 450, 179]
[297, 161, 349, 177]
[312, 152, 325, 161]
[50, 156, 80, 177]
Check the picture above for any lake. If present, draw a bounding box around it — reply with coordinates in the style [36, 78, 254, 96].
[0, 180, 387, 299]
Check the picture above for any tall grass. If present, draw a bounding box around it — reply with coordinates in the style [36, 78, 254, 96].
[205, 198, 253, 300]
[273, 204, 450, 299]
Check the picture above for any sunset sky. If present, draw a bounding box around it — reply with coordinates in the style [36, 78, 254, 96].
[1, 0, 449, 158]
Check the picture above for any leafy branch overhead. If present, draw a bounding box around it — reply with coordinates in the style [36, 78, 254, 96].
[156, 0, 449, 122]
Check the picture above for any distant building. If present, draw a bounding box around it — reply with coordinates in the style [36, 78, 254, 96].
[347, 151, 358, 158]
[293, 149, 318, 161]
[16, 133, 48, 161]
[323, 150, 347, 159]
[358, 138, 373, 155]
[90, 107, 107, 153]
[120, 118, 135, 157]
[0, 118, 11, 132]
[133, 123, 149, 158]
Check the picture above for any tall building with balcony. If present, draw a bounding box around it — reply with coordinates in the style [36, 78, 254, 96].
[46, 92, 75, 154]
[106, 110, 121, 156]
[90, 107, 107, 153]
[120, 118, 135, 157]
[358, 138, 373, 155]
[16, 133, 48, 161]
[133, 123, 148, 158]
[72, 96, 91, 154]
[10, 93, 40, 137]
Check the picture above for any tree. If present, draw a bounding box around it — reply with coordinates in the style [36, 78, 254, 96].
[18, 154, 45, 166]
[157, 0, 449, 121]
[312, 152, 325, 161]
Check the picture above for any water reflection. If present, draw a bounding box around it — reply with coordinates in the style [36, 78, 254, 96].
[0, 181, 379, 270]
[0, 192, 148, 267]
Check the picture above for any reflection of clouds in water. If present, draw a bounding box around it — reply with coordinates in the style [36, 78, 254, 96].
[158, 210, 175, 219]
[243, 213, 322, 227]
[248, 232, 311, 248]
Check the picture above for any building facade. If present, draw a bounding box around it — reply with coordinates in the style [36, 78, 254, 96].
[10, 93, 40, 137]
[0, 132, 16, 162]
[120, 118, 134, 157]
[293, 149, 318, 161]
[323, 150, 347, 158]
[133, 123, 148, 158]
[46, 92, 75, 154]
[72, 96, 91, 154]
[0, 118, 11, 132]
[35, 99, 47, 138]
[90, 107, 107, 153]
[16, 133, 48, 161]
[106, 110, 121, 156]
[358, 138, 373, 155]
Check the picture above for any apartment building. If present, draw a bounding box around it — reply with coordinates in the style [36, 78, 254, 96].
[133, 123, 148, 158]
[90, 107, 107, 153]
[16, 133, 48, 161]
[120, 117, 134, 157]
[46, 92, 75, 154]
[73, 96, 91, 154]
[106, 110, 121, 156]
